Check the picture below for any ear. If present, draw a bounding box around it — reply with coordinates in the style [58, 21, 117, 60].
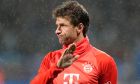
[76, 23, 84, 34]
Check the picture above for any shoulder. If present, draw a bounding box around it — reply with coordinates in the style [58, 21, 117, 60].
[91, 46, 116, 68]
[91, 47, 117, 73]
[43, 49, 63, 60]
[40, 49, 64, 66]
[91, 46, 114, 63]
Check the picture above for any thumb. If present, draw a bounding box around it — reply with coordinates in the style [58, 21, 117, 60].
[71, 55, 79, 62]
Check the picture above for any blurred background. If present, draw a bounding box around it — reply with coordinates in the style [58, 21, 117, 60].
[0, 0, 140, 84]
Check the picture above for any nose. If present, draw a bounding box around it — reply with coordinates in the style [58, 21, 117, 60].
[55, 26, 61, 35]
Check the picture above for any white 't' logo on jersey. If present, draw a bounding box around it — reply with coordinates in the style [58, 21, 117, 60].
[63, 73, 80, 84]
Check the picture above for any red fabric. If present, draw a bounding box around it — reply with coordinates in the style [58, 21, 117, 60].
[30, 37, 118, 84]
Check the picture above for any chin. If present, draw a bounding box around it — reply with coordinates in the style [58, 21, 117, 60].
[59, 40, 65, 45]
[59, 41, 68, 46]
[59, 39, 72, 45]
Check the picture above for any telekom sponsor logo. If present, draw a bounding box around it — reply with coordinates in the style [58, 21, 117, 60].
[63, 73, 80, 84]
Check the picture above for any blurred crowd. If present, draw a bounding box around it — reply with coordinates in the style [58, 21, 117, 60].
[0, 0, 140, 84]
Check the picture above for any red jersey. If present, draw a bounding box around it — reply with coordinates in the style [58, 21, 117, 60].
[30, 37, 118, 84]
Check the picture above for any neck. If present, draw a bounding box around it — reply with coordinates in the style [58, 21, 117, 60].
[63, 36, 90, 56]
[74, 34, 85, 44]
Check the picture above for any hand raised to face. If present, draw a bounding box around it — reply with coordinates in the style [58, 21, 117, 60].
[57, 43, 79, 68]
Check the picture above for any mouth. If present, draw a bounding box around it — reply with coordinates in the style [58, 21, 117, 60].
[57, 35, 67, 45]
[57, 35, 63, 41]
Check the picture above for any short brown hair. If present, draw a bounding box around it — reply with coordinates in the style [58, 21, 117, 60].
[53, 0, 89, 37]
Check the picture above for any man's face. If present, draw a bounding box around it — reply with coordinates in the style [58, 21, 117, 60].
[55, 17, 78, 45]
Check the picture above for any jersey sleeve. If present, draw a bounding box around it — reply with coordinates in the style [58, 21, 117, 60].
[30, 52, 63, 84]
[99, 57, 118, 84]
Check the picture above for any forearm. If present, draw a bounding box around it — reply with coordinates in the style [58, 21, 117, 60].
[30, 65, 63, 84]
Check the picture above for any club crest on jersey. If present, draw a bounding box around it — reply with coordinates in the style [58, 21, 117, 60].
[82, 62, 93, 73]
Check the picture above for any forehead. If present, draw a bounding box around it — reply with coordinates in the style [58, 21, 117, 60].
[56, 17, 71, 24]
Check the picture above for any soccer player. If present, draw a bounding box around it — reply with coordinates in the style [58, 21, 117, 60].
[30, 0, 118, 84]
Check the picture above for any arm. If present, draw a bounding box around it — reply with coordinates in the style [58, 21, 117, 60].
[99, 57, 118, 84]
[30, 43, 78, 84]
[30, 52, 63, 84]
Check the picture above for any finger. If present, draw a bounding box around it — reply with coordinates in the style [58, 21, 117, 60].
[57, 49, 69, 67]
[64, 62, 73, 67]
[62, 49, 69, 57]
[57, 55, 73, 68]
[67, 43, 76, 54]
[59, 43, 76, 67]
[70, 55, 79, 62]
[61, 62, 72, 68]
[63, 55, 79, 67]
[63, 54, 73, 61]
[74, 55, 79, 59]
[57, 59, 61, 67]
